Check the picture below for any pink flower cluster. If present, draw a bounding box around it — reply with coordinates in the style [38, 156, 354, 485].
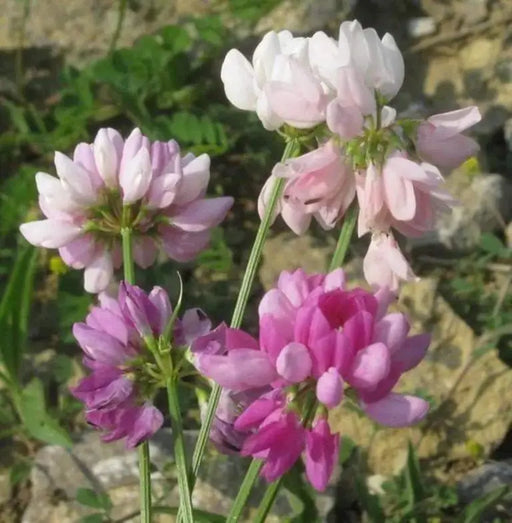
[20, 128, 233, 292]
[72, 282, 209, 448]
[223, 21, 481, 292]
[194, 269, 430, 490]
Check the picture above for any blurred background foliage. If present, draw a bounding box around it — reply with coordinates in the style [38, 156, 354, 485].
[0, 0, 511, 521]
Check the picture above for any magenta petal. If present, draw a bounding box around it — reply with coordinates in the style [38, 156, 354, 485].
[86, 306, 129, 345]
[373, 313, 410, 353]
[362, 393, 429, 427]
[316, 368, 344, 408]
[392, 333, 430, 371]
[349, 342, 391, 390]
[197, 349, 277, 391]
[225, 328, 259, 351]
[73, 323, 129, 365]
[259, 314, 291, 363]
[234, 391, 284, 431]
[343, 310, 374, 351]
[125, 404, 164, 448]
[305, 419, 339, 491]
[275, 342, 312, 383]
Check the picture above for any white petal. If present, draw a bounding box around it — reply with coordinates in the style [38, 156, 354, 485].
[120, 147, 152, 204]
[220, 49, 258, 111]
[20, 220, 81, 248]
[54, 152, 98, 205]
[84, 250, 113, 293]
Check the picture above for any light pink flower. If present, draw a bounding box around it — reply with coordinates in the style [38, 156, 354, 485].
[356, 155, 456, 237]
[258, 141, 355, 234]
[20, 128, 233, 292]
[326, 66, 376, 139]
[193, 269, 430, 490]
[417, 106, 481, 170]
[363, 233, 417, 291]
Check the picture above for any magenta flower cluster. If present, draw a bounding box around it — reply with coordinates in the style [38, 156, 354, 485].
[194, 269, 430, 490]
[20, 129, 233, 292]
[72, 282, 209, 448]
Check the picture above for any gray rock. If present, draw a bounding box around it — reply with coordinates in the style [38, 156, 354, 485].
[504, 118, 512, 152]
[23, 429, 337, 522]
[458, 461, 512, 520]
[413, 173, 512, 251]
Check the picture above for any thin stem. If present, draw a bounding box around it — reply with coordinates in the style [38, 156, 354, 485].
[110, 0, 127, 53]
[253, 479, 282, 523]
[137, 444, 152, 523]
[121, 224, 152, 523]
[166, 377, 194, 523]
[188, 139, 301, 485]
[328, 204, 358, 272]
[226, 459, 264, 523]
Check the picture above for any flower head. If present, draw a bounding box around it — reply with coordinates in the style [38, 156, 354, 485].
[20, 128, 233, 292]
[72, 282, 209, 447]
[194, 269, 430, 489]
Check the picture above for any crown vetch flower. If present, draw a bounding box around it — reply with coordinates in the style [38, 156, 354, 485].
[416, 106, 481, 170]
[363, 232, 417, 292]
[258, 141, 356, 234]
[72, 282, 210, 448]
[20, 128, 233, 293]
[356, 155, 456, 238]
[194, 269, 430, 490]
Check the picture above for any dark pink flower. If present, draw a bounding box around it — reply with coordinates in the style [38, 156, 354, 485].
[193, 269, 430, 490]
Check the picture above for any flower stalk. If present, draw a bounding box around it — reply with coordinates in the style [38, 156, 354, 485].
[121, 223, 152, 523]
[189, 138, 301, 485]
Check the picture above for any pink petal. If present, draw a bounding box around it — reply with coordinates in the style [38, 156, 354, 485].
[197, 349, 277, 391]
[275, 342, 312, 383]
[93, 128, 123, 188]
[176, 154, 210, 204]
[382, 160, 416, 221]
[171, 197, 233, 232]
[160, 227, 211, 262]
[120, 146, 152, 204]
[392, 333, 430, 371]
[54, 152, 98, 205]
[304, 419, 339, 491]
[349, 342, 391, 390]
[362, 393, 429, 427]
[133, 236, 157, 269]
[373, 313, 410, 353]
[316, 368, 344, 408]
[59, 234, 98, 268]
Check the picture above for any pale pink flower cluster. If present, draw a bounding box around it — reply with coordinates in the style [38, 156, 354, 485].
[20, 128, 233, 292]
[222, 20, 481, 292]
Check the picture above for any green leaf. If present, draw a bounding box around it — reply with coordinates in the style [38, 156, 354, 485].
[404, 440, 426, 513]
[355, 475, 385, 522]
[79, 514, 105, 523]
[0, 244, 37, 379]
[282, 463, 319, 522]
[339, 436, 356, 465]
[19, 378, 72, 447]
[76, 488, 112, 511]
[9, 460, 32, 487]
[480, 233, 505, 256]
[458, 485, 509, 523]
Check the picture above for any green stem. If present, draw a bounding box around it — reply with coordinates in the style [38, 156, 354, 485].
[110, 0, 127, 53]
[328, 204, 358, 272]
[226, 459, 264, 523]
[188, 139, 301, 484]
[121, 224, 152, 523]
[253, 478, 282, 523]
[166, 377, 194, 523]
